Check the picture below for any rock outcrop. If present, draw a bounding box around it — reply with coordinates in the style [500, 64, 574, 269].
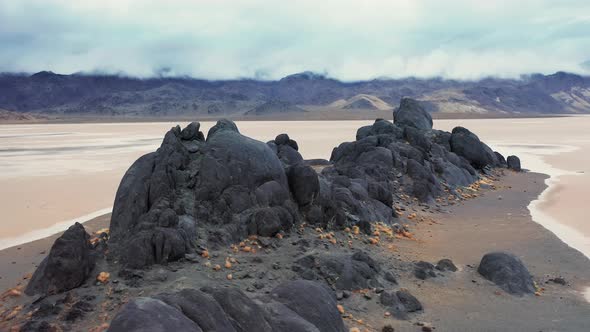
[507, 155, 522, 171]
[109, 120, 299, 268]
[394, 98, 433, 130]
[477, 252, 535, 295]
[293, 251, 382, 290]
[25, 223, 96, 296]
[107, 281, 346, 332]
[108, 99, 518, 270]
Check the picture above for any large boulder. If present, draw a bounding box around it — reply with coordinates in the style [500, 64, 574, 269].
[507, 155, 521, 171]
[25, 223, 95, 296]
[107, 297, 202, 332]
[108, 281, 346, 332]
[450, 127, 497, 169]
[477, 252, 535, 295]
[109, 120, 297, 268]
[287, 163, 320, 206]
[270, 280, 347, 332]
[394, 98, 433, 130]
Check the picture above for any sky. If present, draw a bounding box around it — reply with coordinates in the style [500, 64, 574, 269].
[1, 0, 589, 81]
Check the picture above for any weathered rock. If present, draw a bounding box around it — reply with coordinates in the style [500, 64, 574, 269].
[395, 290, 422, 312]
[380, 289, 423, 316]
[494, 151, 507, 167]
[477, 252, 535, 295]
[450, 127, 497, 169]
[109, 120, 297, 268]
[25, 223, 95, 296]
[406, 159, 442, 202]
[394, 98, 433, 130]
[156, 289, 236, 331]
[294, 251, 381, 290]
[507, 155, 521, 171]
[270, 280, 347, 332]
[435, 259, 458, 272]
[107, 297, 202, 332]
[180, 121, 203, 141]
[288, 163, 320, 206]
[204, 287, 273, 332]
[109, 281, 345, 332]
[414, 261, 437, 280]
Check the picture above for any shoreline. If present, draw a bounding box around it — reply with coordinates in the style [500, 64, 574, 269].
[0, 207, 112, 251]
[0, 112, 567, 125]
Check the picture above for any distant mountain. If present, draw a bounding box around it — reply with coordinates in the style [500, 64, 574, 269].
[330, 94, 392, 111]
[0, 70, 589, 118]
[245, 100, 306, 115]
[0, 108, 46, 121]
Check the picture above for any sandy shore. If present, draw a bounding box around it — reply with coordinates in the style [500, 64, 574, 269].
[0, 214, 110, 291]
[1, 172, 589, 331]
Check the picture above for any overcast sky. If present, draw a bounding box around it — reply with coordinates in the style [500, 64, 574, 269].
[1, 0, 589, 80]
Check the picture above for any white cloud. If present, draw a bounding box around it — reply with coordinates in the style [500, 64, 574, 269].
[1, 0, 589, 80]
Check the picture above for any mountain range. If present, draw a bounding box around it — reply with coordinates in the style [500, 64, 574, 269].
[1, 70, 589, 119]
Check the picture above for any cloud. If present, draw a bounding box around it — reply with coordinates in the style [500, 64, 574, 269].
[1, 0, 590, 80]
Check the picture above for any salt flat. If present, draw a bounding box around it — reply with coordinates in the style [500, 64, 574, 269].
[1, 117, 589, 257]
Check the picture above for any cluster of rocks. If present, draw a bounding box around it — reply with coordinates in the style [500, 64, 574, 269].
[293, 251, 384, 290]
[108, 280, 346, 332]
[106, 97, 522, 270]
[19, 98, 533, 331]
[414, 258, 458, 280]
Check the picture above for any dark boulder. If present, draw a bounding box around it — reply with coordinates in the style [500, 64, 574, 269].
[203, 287, 273, 332]
[156, 289, 236, 332]
[414, 261, 437, 280]
[109, 281, 345, 332]
[261, 301, 320, 332]
[278, 144, 304, 165]
[394, 98, 433, 130]
[294, 251, 381, 290]
[207, 118, 239, 139]
[507, 155, 521, 171]
[270, 280, 347, 332]
[450, 126, 497, 169]
[25, 223, 95, 296]
[404, 126, 432, 152]
[436, 259, 458, 272]
[107, 297, 202, 332]
[395, 290, 422, 312]
[288, 164, 320, 206]
[494, 151, 507, 167]
[477, 252, 535, 295]
[275, 133, 290, 145]
[180, 121, 203, 141]
[406, 159, 442, 202]
[380, 290, 423, 318]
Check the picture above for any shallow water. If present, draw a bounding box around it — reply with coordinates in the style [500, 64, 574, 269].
[1, 117, 590, 258]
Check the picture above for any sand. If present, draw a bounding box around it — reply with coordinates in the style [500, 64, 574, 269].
[2, 172, 589, 331]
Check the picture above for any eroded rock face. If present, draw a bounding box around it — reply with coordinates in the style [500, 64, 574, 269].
[107, 281, 346, 332]
[107, 297, 202, 332]
[25, 223, 95, 296]
[294, 251, 382, 290]
[394, 98, 433, 130]
[477, 252, 535, 295]
[450, 126, 498, 169]
[109, 120, 298, 268]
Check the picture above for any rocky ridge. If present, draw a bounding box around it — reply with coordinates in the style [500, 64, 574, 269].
[2, 98, 542, 332]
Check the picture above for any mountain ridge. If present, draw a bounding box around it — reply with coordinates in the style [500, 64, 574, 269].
[1, 70, 589, 117]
